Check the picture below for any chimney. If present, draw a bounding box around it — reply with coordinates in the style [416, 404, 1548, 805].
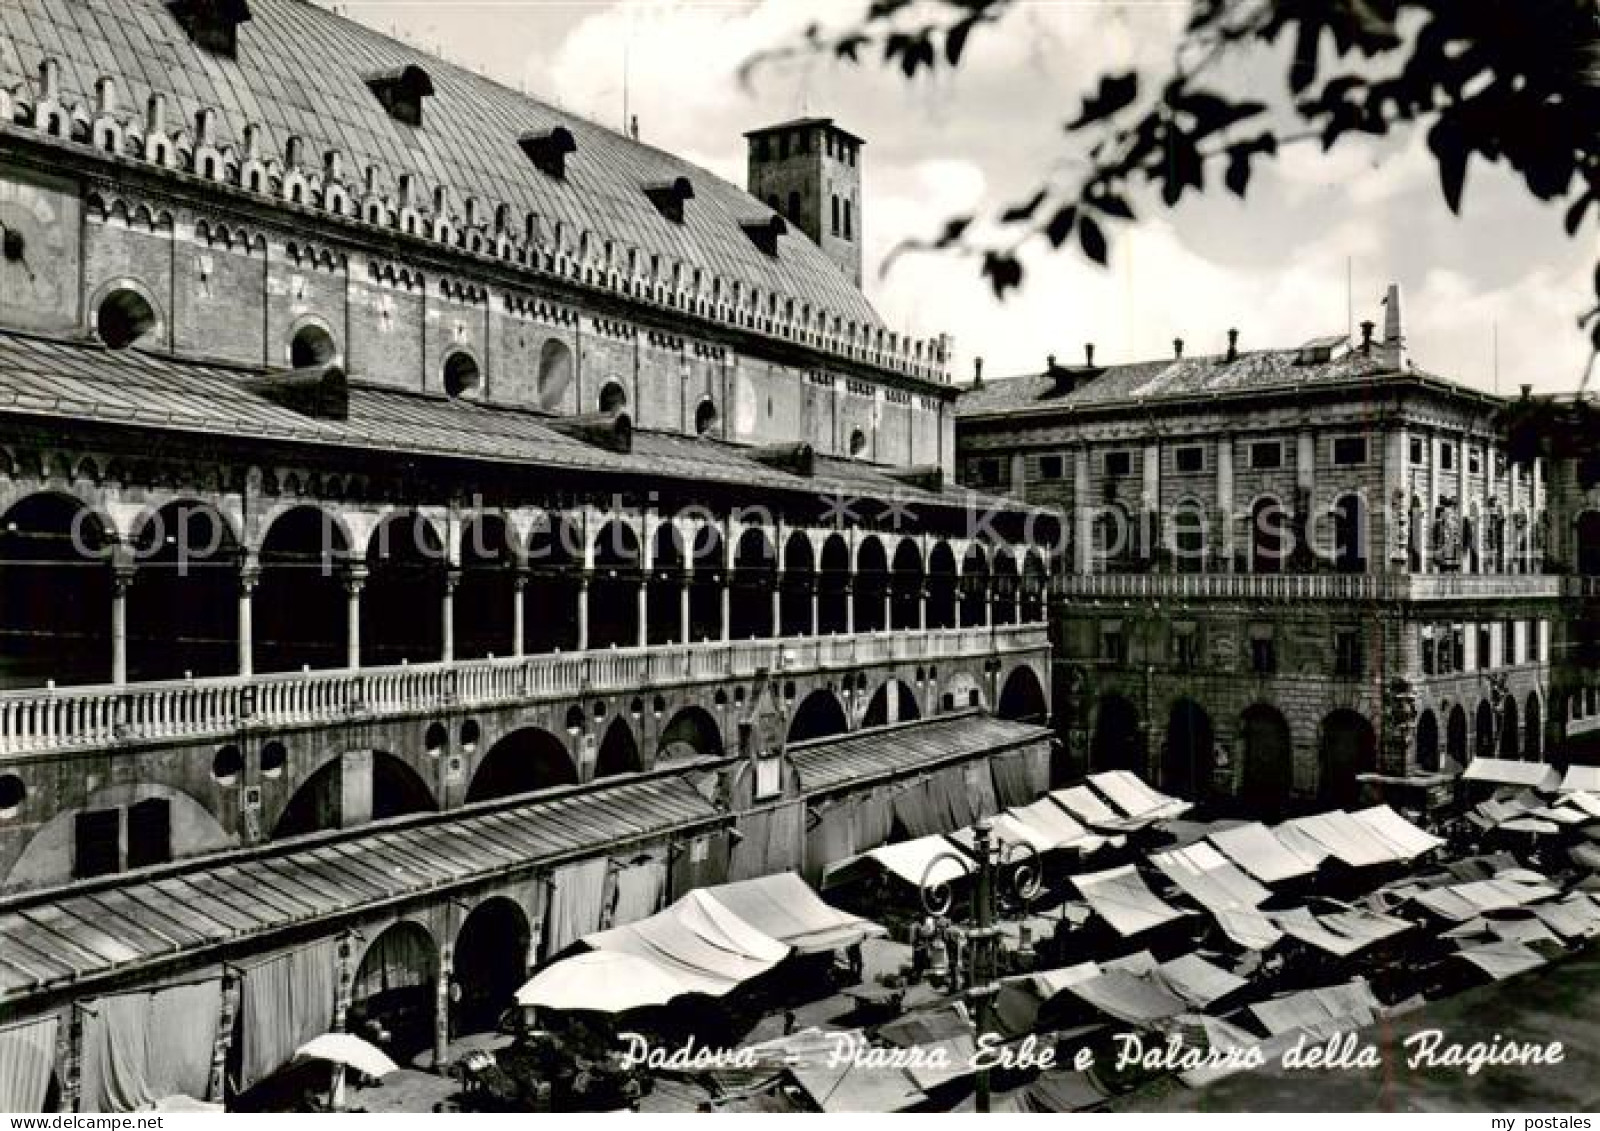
[1046, 353, 1056, 371]
[1360, 319, 1375, 355]
[284, 134, 303, 169]
[1084, 342, 1096, 368]
[1173, 337, 1184, 360]
[146, 92, 167, 134]
[1382, 282, 1405, 368]
[195, 107, 218, 147]
[629, 114, 640, 141]
[1226, 328, 1239, 362]
[972, 356, 984, 387]
[38, 59, 60, 101]
[95, 76, 116, 115]
[325, 149, 344, 182]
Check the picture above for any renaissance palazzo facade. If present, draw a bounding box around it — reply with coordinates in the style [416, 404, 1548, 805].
[0, 0, 1058, 1109]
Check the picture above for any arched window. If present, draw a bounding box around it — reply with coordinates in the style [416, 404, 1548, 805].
[96, 287, 159, 349]
[443, 351, 480, 398]
[694, 398, 718, 436]
[848, 428, 866, 457]
[599, 380, 627, 413]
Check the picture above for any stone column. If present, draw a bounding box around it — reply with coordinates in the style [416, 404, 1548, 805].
[577, 572, 590, 651]
[679, 577, 691, 644]
[1142, 440, 1161, 561]
[636, 579, 649, 648]
[882, 588, 892, 634]
[771, 571, 783, 638]
[236, 560, 259, 678]
[111, 563, 135, 686]
[1383, 426, 1408, 573]
[1072, 446, 1092, 573]
[1421, 430, 1438, 572]
[720, 578, 731, 642]
[844, 579, 855, 634]
[1296, 428, 1315, 567]
[512, 569, 527, 657]
[343, 565, 366, 670]
[809, 579, 819, 636]
[441, 569, 459, 663]
[919, 586, 928, 632]
[1216, 435, 1235, 571]
[434, 941, 453, 1069]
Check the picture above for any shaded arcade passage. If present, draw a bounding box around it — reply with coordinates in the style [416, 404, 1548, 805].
[0, 493, 113, 687]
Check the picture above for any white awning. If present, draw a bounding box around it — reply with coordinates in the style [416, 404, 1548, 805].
[821, 835, 969, 892]
[1087, 771, 1192, 822]
[1559, 766, 1600, 793]
[1208, 822, 1320, 884]
[1462, 758, 1561, 790]
[699, 873, 886, 954]
[1072, 864, 1189, 937]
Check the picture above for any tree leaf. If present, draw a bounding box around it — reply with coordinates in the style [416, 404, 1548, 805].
[982, 251, 1024, 298]
[1067, 72, 1139, 130]
[1427, 116, 1469, 214]
[935, 215, 974, 247]
[1225, 151, 1252, 197]
[1079, 214, 1108, 265]
[945, 18, 975, 65]
[1089, 192, 1135, 220]
[1564, 190, 1594, 236]
[1044, 205, 1077, 248]
[1000, 189, 1049, 224]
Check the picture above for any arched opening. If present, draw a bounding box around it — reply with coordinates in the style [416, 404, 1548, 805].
[443, 350, 480, 399]
[456, 515, 517, 660]
[466, 727, 577, 803]
[729, 528, 776, 640]
[363, 511, 445, 666]
[688, 526, 725, 643]
[129, 500, 240, 681]
[256, 505, 347, 674]
[997, 665, 1047, 723]
[647, 524, 686, 646]
[1446, 704, 1468, 768]
[1250, 497, 1285, 575]
[289, 322, 338, 369]
[658, 706, 723, 764]
[273, 750, 436, 839]
[960, 545, 990, 627]
[1501, 697, 1521, 758]
[854, 536, 889, 633]
[817, 534, 850, 635]
[694, 398, 718, 436]
[0, 493, 113, 687]
[1239, 703, 1293, 810]
[1415, 709, 1440, 773]
[1091, 694, 1144, 775]
[1318, 708, 1374, 807]
[991, 548, 1020, 626]
[849, 428, 867, 457]
[96, 287, 159, 349]
[590, 520, 642, 650]
[536, 339, 574, 411]
[1020, 550, 1048, 621]
[453, 899, 529, 1036]
[779, 532, 814, 637]
[1332, 493, 1366, 573]
[525, 514, 580, 654]
[1578, 511, 1600, 575]
[890, 540, 924, 630]
[926, 542, 958, 630]
[1524, 692, 1542, 760]
[788, 689, 848, 743]
[1409, 495, 1425, 572]
[349, 922, 437, 1061]
[598, 380, 628, 413]
[1162, 699, 1214, 799]
[862, 679, 920, 728]
[1476, 699, 1496, 758]
[595, 716, 642, 778]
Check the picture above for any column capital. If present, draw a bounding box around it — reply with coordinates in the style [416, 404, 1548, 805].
[443, 567, 462, 594]
[342, 563, 368, 594]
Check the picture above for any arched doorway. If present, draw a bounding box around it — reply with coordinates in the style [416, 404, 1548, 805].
[1162, 699, 1214, 799]
[854, 536, 889, 633]
[1501, 697, 1521, 758]
[590, 520, 642, 649]
[595, 716, 642, 778]
[1318, 708, 1374, 807]
[688, 526, 724, 643]
[0, 493, 113, 687]
[779, 532, 815, 637]
[1579, 511, 1600, 575]
[996, 665, 1047, 723]
[926, 542, 958, 629]
[1021, 550, 1049, 621]
[465, 727, 577, 803]
[349, 922, 437, 1060]
[363, 511, 445, 666]
[658, 706, 722, 764]
[1091, 694, 1144, 775]
[1414, 709, 1440, 773]
[1524, 692, 1542, 760]
[1250, 497, 1285, 575]
[1475, 699, 1496, 758]
[729, 527, 776, 640]
[890, 540, 924, 630]
[256, 505, 347, 674]
[960, 545, 989, 627]
[453, 899, 530, 1036]
[130, 500, 240, 680]
[862, 679, 920, 728]
[1240, 704, 1294, 810]
[788, 689, 848, 743]
[647, 523, 686, 645]
[991, 549, 1020, 626]
[525, 514, 580, 654]
[456, 515, 517, 660]
[273, 750, 436, 839]
[1331, 493, 1366, 573]
[1446, 705, 1468, 768]
[817, 534, 850, 635]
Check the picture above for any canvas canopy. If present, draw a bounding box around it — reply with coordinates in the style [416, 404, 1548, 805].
[1209, 822, 1320, 884]
[1349, 805, 1444, 858]
[1210, 908, 1284, 951]
[1065, 968, 1189, 1026]
[1272, 905, 1411, 957]
[1560, 766, 1600, 793]
[1529, 893, 1600, 940]
[1001, 797, 1119, 854]
[821, 835, 969, 892]
[1451, 940, 1546, 981]
[1150, 843, 1271, 913]
[1156, 953, 1248, 1008]
[1087, 771, 1192, 822]
[1564, 792, 1600, 820]
[1249, 979, 1382, 1038]
[1050, 787, 1155, 833]
[583, 888, 789, 997]
[1275, 811, 1398, 869]
[699, 873, 886, 954]
[1408, 878, 1559, 923]
[1462, 758, 1561, 790]
[1072, 865, 1189, 937]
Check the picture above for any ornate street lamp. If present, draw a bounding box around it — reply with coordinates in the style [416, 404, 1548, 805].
[918, 818, 1042, 1113]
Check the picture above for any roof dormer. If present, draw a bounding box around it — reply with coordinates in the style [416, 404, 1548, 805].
[519, 127, 577, 179]
[740, 214, 786, 257]
[170, 0, 251, 58]
[643, 176, 694, 224]
[365, 65, 434, 128]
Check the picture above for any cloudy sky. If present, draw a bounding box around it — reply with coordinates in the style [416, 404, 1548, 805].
[321, 0, 1592, 396]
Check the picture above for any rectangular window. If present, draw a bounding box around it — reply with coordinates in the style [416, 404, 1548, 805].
[1410, 437, 1425, 464]
[74, 809, 120, 879]
[1334, 629, 1363, 677]
[1501, 623, 1513, 667]
[1422, 629, 1436, 675]
[1173, 628, 1199, 671]
[1039, 454, 1064, 480]
[1441, 445, 1454, 471]
[1175, 445, 1205, 474]
[1332, 437, 1368, 466]
[1250, 441, 1282, 470]
[1250, 636, 1276, 675]
[1477, 625, 1492, 668]
[1104, 450, 1132, 478]
[126, 798, 171, 870]
[1100, 624, 1126, 666]
[1469, 449, 1482, 475]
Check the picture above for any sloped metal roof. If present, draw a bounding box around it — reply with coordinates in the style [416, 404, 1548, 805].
[789, 712, 1050, 795]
